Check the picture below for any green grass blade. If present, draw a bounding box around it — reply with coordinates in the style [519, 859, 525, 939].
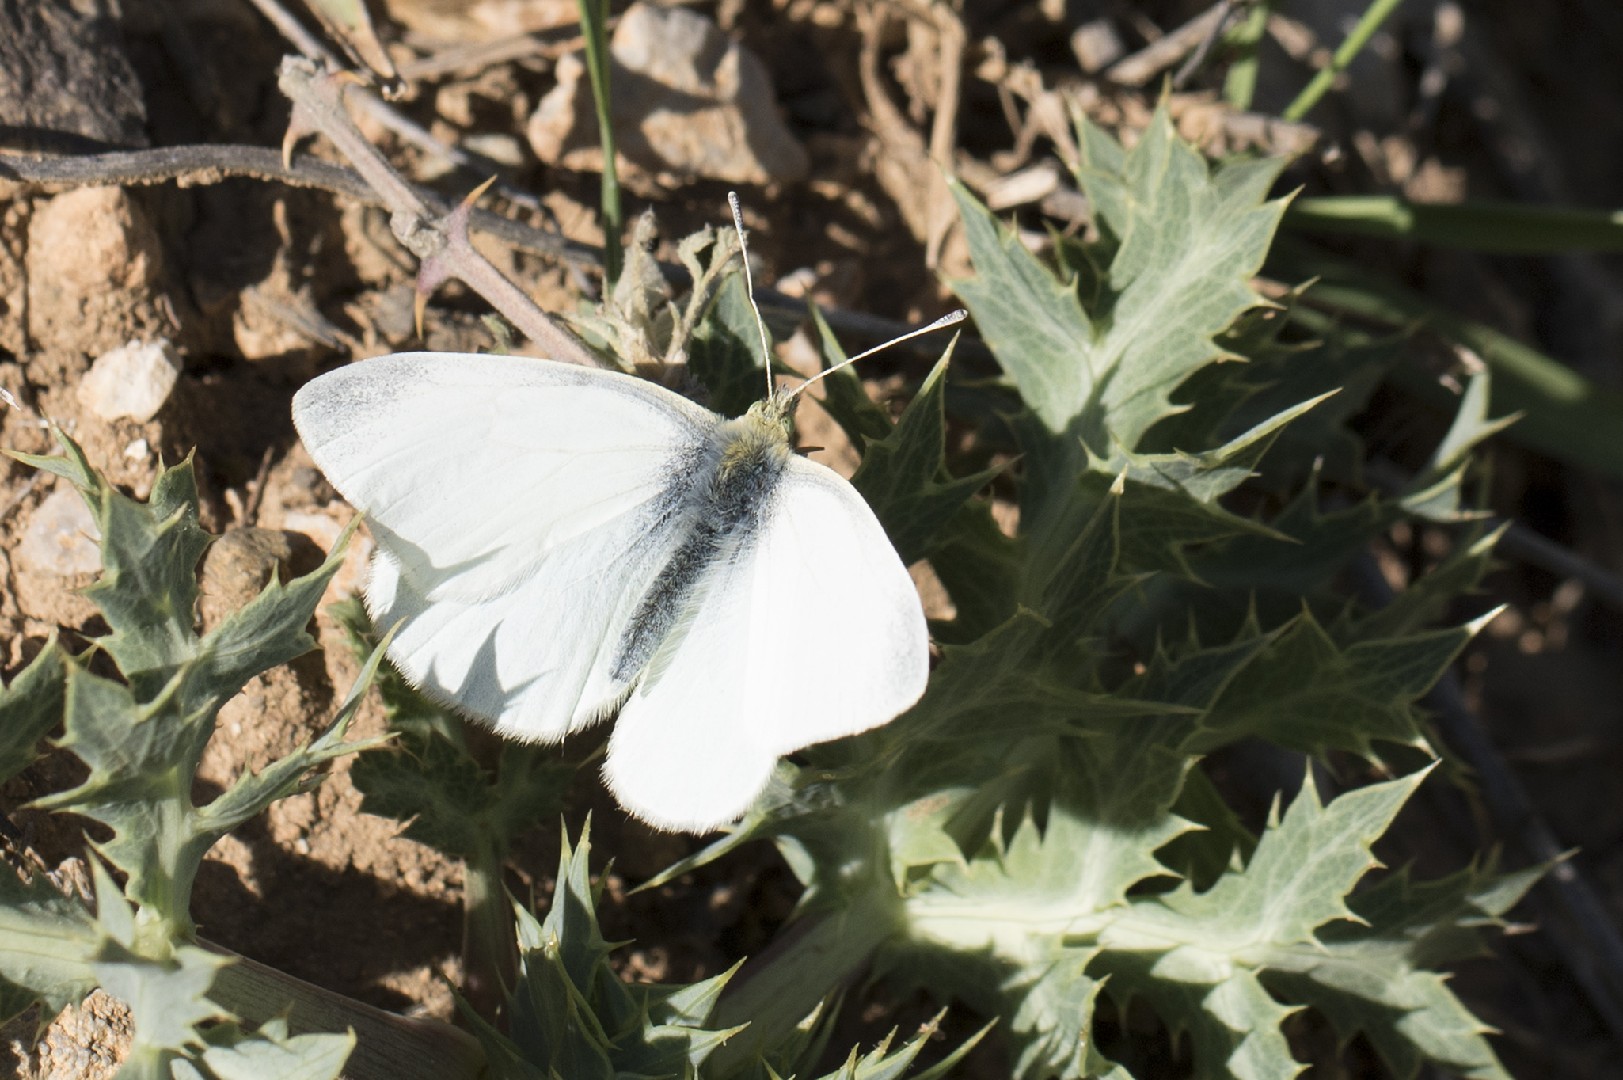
[1222, 0, 1274, 111]
[1282, 0, 1409, 121]
[1274, 241, 1623, 478]
[1287, 195, 1623, 253]
[577, 0, 622, 286]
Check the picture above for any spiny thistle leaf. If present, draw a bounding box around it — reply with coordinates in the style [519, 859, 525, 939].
[86, 858, 232, 1072]
[1137, 297, 1376, 475]
[948, 106, 1287, 460]
[851, 353, 1000, 566]
[907, 747, 1191, 953]
[335, 600, 574, 861]
[1401, 369, 1516, 523]
[1195, 613, 1464, 757]
[35, 510, 362, 924]
[0, 864, 98, 1024]
[499, 824, 744, 1077]
[3, 430, 373, 1077]
[75, 453, 209, 690]
[1137, 771, 1427, 951]
[807, 1012, 991, 1080]
[0, 640, 64, 786]
[890, 768, 1189, 1079]
[176, 1016, 354, 1080]
[1260, 861, 1538, 1080]
[1091, 773, 1427, 1078]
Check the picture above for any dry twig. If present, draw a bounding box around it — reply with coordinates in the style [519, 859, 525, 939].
[278, 57, 601, 366]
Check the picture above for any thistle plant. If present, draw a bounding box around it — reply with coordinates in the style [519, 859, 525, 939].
[0, 105, 1534, 1079]
[0, 436, 379, 1078]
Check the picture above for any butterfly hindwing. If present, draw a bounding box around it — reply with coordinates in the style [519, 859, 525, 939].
[604, 455, 929, 829]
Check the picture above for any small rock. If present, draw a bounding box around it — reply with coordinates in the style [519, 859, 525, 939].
[26, 186, 165, 356]
[198, 527, 323, 631]
[76, 340, 180, 423]
[0, 2, 147, 153]
[27, 188, 160, 299]
[528, 1, 808, 185]
[16, 485, 100, 577]
[1071, 19, 1125, 74]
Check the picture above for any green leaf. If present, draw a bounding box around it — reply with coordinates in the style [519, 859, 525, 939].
[893, 759, 1189, 1079]
[806, 1013, 991, 1080]
[690, 271, 771, 418]
[1133, 771, 1427, 952]
[947, 183, 1093, 437]
[948, 107, 1287, 461]
[909, 750, 1191, 950]
[0, 641, 64, 785]
[17, 431, 369, 940]
[1195, 612, 1464, 758]
[0, 864, 99, 1023]
[1091, 772, 1431, 1078]
[851, 353, 999, 565]
[504, 823, 744, 1077]
[1399, 368, 1515, 522]
[180, 1016, 354, 1080]
[81, 457, 211, 692]
[87, 859, 231, 1067]
[1260, 861, 1537, 1079]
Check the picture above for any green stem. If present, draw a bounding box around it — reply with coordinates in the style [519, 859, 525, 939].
[1282, 0, 1408, 121]
[1286, 195, 1623, 253]
[577, 0, 622, 287]
[460, 835, 517, 1026]
[708, 892, 905, 1076]
[208, 945, 484, 1080]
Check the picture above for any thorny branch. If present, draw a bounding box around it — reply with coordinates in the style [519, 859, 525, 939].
[0, 145, 588, 265]
[0, 143, 977, 368]
[277, 57, 604, 368]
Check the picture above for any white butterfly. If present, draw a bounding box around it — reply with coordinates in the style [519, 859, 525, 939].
[291, 345, 934, 831]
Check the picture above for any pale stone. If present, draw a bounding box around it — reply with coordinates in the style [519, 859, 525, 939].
[528, 1, 808, 184]
[17, 484, 101, 576]
[77, 339, 180, 422]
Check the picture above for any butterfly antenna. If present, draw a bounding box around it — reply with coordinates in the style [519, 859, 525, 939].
[728, 192, 777, 402]
[789, 309, 967, 401]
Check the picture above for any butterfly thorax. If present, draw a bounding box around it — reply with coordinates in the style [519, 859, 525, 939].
[608, 397, 793, 685]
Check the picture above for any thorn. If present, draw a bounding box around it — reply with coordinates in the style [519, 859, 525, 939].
[462, 175, 499, 210]
[413, 289, 428, 341]
[280, 119, 302, 171]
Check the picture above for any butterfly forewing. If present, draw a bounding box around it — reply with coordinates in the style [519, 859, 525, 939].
[292, 353, 714, 601]
[293, 352, 716, 739]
